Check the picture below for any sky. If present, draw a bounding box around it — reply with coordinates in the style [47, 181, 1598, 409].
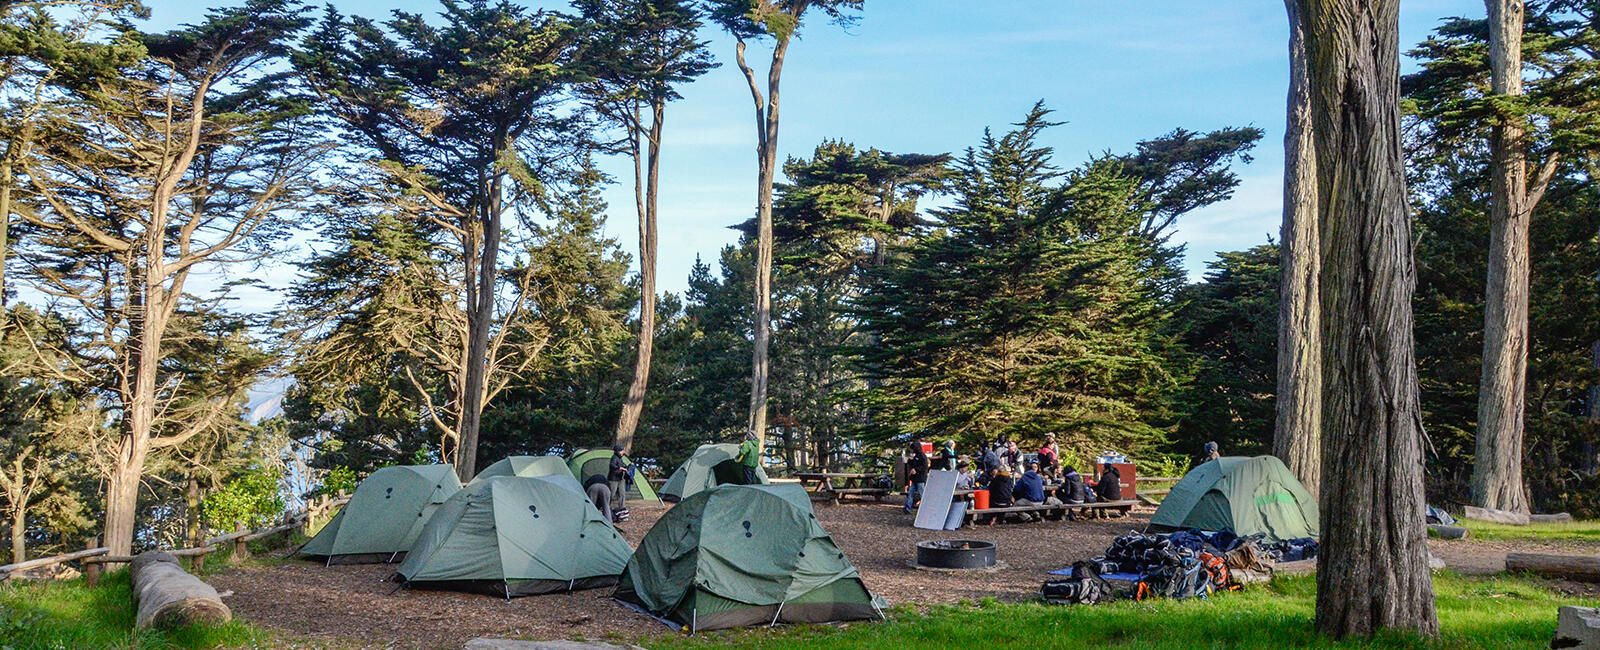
[143, 0, 1482, 314]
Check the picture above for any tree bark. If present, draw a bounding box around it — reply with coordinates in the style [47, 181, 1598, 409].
[9, 499, 23, 565]
[615, 104, 666, 452]
[0, 146, 12, 316]
[1472, 0, 1532, 514]
[1296, 0, 1439, 638]
[1275, 0, 1322, 497]
[454, 165, 505, 483]
[741, 34, 792, 448]
[130, 551, 231, 629]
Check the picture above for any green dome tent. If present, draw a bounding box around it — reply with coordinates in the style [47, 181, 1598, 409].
[395, 476, 632, 597]
[567, 448, 659, 501]
[469, 455, 582, 493]
[659, 443, 767, 503]
[614, 484, 883, 632]
[1147, 455, 1319, 542]
[299, 465, 460, 564]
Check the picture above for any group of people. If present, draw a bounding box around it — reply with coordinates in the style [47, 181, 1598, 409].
[901, 435, 1125, 517]
[583, 445, 637, 524]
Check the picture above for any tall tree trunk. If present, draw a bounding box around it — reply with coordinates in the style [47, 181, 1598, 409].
[1275, 0, 1322, 496]
[1296, 0, 1439, 638]
[455, 167, 504, 483]
[105, 280, 165, 557]
[616, 105, 665, 452]
[0, 146, 12, 317]
[1472, 0, 1532, 514]
[743, 36, 791, 447]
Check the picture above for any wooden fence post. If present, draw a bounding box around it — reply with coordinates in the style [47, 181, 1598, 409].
[84, 536, 100, 586]
[231, 523, 248, 563]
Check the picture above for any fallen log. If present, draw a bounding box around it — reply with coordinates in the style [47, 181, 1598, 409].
[1463, 505, 1529, 526]
[1427, 524, 1470, 540]
[1506, 552, 1600, 583]
[1531, 513, 1574, 524]
[129, 551, 231, 629]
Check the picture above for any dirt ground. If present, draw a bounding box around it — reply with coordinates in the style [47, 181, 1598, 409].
[209, 499, 1600, 649]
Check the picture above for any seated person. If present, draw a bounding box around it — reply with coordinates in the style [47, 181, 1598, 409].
[1014, 461, 1061, 507]
[1059, 466, 1087, 504]
[954, 460, 977, 491]
[987, 466, 1015, 508]
[1095, 462, 1123, 503]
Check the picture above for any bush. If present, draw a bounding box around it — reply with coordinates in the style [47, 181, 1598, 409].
[317, 466, 358, 497]
[202, 469, 285, 532]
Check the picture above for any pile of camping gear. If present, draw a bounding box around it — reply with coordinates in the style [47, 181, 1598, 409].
[292, 449, 872, 633]
[1044, 454, 1321, 606]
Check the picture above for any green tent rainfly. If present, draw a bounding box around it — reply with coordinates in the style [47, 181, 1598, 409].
[614, 483, 884, 632]
[567, 448, 659, 501]
[395, 476, 633, 597]
[659, 443, 768, 503]
[299, 464, 461, 564]
[1146, 455, 1319, 542]
[469, 455, 583, 493]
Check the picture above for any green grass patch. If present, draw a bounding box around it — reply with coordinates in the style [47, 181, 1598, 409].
[651, 573, 1599, 650]
[0, 569, 269, 650]
[1457, 519, 1600, 544]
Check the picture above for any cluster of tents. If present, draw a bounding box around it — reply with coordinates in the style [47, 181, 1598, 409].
[297, 445, 879, 632]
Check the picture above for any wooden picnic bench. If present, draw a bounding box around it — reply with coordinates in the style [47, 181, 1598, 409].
[795, 472, 892, 504]
[963, 499, 1138, 526]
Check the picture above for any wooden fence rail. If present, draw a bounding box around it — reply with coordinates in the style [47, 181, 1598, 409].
[0, 492, 348, 584]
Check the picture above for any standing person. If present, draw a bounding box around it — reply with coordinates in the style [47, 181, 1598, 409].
[608, 445, 633, 510]
[584, 474, 614, 523]
[1095, 462, 1123, 503]
[1038, 434, 1061, 478]
[903, 442, 930, 514]
[736, 432, 762, 485]
[1004, 441, 1023, 475]
[938, 439, 959, 471]
[981, 442, 1003, 481]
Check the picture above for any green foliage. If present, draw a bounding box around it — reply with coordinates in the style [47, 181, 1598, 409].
[654, 573, 1591, 650]
[0, 570, 268, 649]
[1169, 245, 1280, 461]
[703, 0, 862, 43]
[852, 104, 1198, 459]
[201, 469, 284, 533]
[317, 466, 358, 497]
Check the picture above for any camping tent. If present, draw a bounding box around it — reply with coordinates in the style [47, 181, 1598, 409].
[469, 455, 583, 493]
[1147, 455, 1319, 542]
[614, 483, 883, 632]
[658, 443, 767, 503]
[299, 464, 461, 564]
[395, 476, 632, 597]
[567, 448, 659, 501]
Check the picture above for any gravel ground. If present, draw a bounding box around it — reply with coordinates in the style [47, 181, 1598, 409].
[209, 499, 1600, 649]
[211, 499, 1147, 648]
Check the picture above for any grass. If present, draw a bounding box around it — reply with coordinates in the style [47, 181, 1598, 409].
[651, 573, 1599, 650]
[0, 569, 270, 650]
[1455, 519, 1600, 544]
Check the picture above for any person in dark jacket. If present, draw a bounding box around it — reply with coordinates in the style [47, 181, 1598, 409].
[987, 466, 1015, 508]
[584, 474, 613, 522]
[1095, 462, 1122, 502]
[1060, 466, 1087, 504]
[938, 439, 959, 472]
[1014, 462, 1060, 508]
[903, 443, 930, 514]
[981, 443, 1003, 481]
[608, 445, 632, 509]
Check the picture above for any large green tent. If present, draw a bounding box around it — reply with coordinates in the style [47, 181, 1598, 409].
[395, 476, 632, 597]
[658, 443, 767, 503]
[614, 484, 883, 632]
[1147, 455, 1319, 542]
[299, 465, 460, 564]
[469, 455, 582, 493]
[567, 448, 658, 501]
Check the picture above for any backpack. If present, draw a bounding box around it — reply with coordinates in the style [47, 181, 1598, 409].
[1041, 561, 1112, 605]
[1198, 551, 1232, 592]
[1135, 558, 1210, 601]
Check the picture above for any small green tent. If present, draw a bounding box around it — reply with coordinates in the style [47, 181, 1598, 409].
[659, 443, 767, 503]
[299, 465, 460, 564]
[395, 476, 632, 597]
[1147, 455, 1319, 542]
[567, 448, 659, 501]
[469, 455, 582, 493]
[614, 483, 883, 632]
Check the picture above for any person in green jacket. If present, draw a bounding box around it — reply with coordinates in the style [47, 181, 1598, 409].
[736, 433, 761, 485]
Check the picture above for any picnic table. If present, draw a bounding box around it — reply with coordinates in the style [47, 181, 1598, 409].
[964, 499, 1138, 526]
[795, 472, 892, 504]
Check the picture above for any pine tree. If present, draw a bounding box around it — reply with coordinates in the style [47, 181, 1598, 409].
[1172, 245, 1280, 461]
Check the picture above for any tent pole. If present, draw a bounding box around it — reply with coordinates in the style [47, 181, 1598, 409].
[770, 601, 786, 626]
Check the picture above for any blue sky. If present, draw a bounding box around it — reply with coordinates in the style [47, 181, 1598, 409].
[145, 0, 1481, 311]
